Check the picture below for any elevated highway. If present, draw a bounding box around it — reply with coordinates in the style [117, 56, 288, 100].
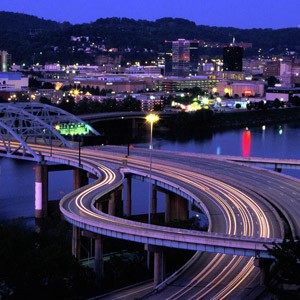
[48, 145, 289, 298]
[1, 104, 300, 298]
[1, 142, 298, 298]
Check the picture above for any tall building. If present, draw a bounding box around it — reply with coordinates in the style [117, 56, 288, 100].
[189, 40, 200, 75]
[164, 39, 199, 77]
[0, 51, 9, 72]
[223, 45, 243, 72]
[164, 41, 173, 76]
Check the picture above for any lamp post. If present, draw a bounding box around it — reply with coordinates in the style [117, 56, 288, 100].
[145, 113, 159, 270]
[78, 135, 82, 167]
[50, 135, 52, 157]
[146, 114, 159, 225]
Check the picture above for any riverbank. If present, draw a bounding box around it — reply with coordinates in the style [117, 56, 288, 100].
[209, 107, 300, 129]
[160, 107, 300, 138]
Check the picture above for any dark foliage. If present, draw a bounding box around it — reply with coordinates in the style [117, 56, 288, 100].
[0, 218, 97, 299]
[1, 12, 300, 66]
[266, 239, 300, 298]
[55, 96, 141, 115]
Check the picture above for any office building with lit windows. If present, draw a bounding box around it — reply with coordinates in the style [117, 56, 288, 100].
[164, 39, 200, 77]
[155, 76, 221, 93]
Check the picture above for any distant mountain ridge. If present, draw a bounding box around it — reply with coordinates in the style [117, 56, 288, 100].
[0, 11, 300, 65]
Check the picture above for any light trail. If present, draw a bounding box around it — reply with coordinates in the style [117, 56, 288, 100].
[0, 143, 280, 299]
[76, 148, 272, 299]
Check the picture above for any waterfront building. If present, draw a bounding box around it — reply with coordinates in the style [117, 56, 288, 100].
[216, 80, 265, 97]
[266, 87, 300, 102]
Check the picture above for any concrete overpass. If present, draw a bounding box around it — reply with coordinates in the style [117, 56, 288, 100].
[2, 106, 300, 298]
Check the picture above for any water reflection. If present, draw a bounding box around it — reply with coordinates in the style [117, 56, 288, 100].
[242, 129, 251, 157]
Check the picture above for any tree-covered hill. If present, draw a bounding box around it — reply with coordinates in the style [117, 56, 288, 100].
[0, 11, 68, 33]
[0, 11, 300, 65]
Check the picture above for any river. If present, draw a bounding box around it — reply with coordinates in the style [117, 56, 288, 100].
[1, 121, 300, 221]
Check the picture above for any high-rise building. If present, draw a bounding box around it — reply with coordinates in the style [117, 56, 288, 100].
[0, 51, 10, 72]
[164, 41, 173, 76]
[223, 45, 243, 72]
[164, 39, 199, 77]
[189, 40, 200, 75]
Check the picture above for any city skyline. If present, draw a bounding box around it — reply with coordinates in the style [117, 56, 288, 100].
[1, 0, 300, 29]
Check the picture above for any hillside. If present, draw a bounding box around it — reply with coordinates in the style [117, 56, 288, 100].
[0, 11, 300, 65]
[0, 11, 67, 33]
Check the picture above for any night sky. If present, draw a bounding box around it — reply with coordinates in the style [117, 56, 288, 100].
[1, 0, 300, 29]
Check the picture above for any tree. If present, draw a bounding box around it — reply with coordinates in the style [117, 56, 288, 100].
[246, 102, 254, 110]
[266, 239, 300, 298]
[257, 100, 267, 110]
[290, 96, 300, 106]
[42, 82, 55, 89]
[120, 96, 141, 111]
[101, 98, 120, 112]
[0, 219, 97, 299]
[39, 96, 51, 105]
[273, 98, 281, 109]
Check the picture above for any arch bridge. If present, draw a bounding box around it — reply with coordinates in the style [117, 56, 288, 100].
[0, 102, 100, 161]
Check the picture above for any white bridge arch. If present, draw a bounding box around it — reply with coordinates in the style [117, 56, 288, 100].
[0, 102, 100, 161]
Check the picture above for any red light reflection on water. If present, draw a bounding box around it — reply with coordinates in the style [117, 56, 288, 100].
[242, 130, 251, 157]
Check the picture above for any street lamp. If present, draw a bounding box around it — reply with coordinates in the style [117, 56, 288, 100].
[78, 134, 83, 167]
[146, 113, 159, 224]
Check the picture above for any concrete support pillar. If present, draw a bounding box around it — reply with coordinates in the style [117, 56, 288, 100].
[108, 192, 116, 215]
[154, 251, 165, 286]
[35, 164, 48, 218]
[151, 187, 157, 215]
[165, 193, 188, 222]
[72, 226, 81, 259]
[94, 235, 104, 284]
[74, 168, 88, 190]
[170, 194, 188, 221]
[165, 193, 171, 223]
[95, 200, 103, 212]
[115, 188, 123, 217]
[145, 244, 165, 286]
[125, 176, 132, 217]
